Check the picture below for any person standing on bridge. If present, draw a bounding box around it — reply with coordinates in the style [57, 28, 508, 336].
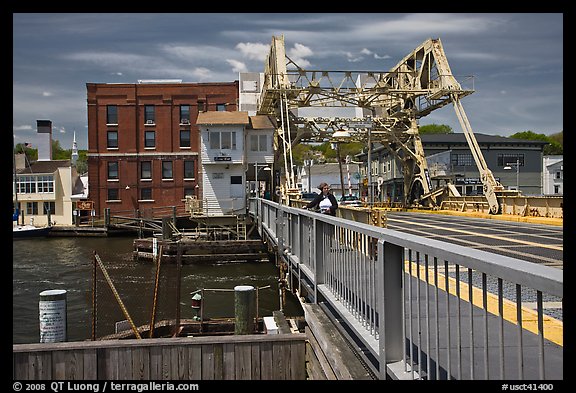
[306, 182, 338, 216]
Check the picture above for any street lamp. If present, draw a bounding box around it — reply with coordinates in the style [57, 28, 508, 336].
[254, 162, 271, 198]
[304, 159, 313, 192]
[332, 129, 351, 199]
[504, 157, 520, 192]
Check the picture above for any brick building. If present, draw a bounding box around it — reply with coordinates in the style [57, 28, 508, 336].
[86, 80, 239, 217]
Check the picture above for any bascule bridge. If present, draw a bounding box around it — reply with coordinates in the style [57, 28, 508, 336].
[257, 35, 511, 214]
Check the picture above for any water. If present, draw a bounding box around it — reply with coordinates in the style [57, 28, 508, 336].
[13, 236, 303, 344]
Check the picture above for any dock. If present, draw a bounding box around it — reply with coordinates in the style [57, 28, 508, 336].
[132, 238, 270, 263]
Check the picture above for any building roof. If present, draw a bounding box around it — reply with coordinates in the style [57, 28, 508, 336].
[196, 111, 249, 125]
[310, 162, 360, 175]
[420, 133, 549, 145]
[249, 115, 274, 129]
[16, 160, 71, 174]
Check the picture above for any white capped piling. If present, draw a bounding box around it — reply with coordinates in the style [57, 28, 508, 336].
[39, 289, 67, 343]
[234, 285, 256, 335]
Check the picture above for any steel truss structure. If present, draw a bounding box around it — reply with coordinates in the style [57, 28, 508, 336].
[258, 35, 506, 213]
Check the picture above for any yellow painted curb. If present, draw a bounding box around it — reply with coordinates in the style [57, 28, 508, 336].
[401, 209, 563, 227]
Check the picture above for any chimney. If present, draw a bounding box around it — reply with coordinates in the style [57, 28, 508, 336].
[15, 153, 26, 169]
[36, 120, 52, 161]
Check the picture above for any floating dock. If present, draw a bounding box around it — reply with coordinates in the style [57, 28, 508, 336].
[133, 238, 270, 263]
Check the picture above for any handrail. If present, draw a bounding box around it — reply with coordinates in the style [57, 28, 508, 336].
[248, 197, 563, 380]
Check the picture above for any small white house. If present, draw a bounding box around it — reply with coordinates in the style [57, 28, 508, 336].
[197, 111, 249, 216]
[197, 112, 275, 215]
[543, 155, 563, 195]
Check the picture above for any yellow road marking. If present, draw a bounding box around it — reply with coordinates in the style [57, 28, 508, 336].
[405, 261, 563, 346]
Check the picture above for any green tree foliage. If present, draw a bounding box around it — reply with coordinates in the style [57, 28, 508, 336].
[291, 141, 364, 165]
[76, 151, 88, 174]
[14, 140, 88, 173]
[52, 139, 70, 160]
[14, 143, 38, 162]
[419, 124, 454, 134]
[509, 130, 563, 155]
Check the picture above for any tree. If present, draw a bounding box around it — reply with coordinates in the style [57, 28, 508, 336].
[419, 124, 454, 134]
[14, 143, 38, 162]
[509, 130, 563, 155]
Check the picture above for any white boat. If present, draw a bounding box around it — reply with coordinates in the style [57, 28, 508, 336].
[13, 223, 52, 239]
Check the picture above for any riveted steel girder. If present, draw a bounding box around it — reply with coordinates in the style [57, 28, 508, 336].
[259, 36, 503, 212]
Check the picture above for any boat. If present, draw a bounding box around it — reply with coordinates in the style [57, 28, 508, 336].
[13, 222, 52, 239]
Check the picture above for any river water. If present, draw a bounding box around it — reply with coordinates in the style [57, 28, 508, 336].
[13, 236, 303, 344]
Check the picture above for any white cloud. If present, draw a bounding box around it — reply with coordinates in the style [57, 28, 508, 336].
[13, 125, 33, 131]
[226, 59, 248, 73]
[235, 42, 270, 61]
[346, 52, 364, 63]
[42, 91, 53, 97]
[287, 43, 313, 68]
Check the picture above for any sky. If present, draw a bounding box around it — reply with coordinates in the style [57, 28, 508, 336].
[13, 13, 563, 151]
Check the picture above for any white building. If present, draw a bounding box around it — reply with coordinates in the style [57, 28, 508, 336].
[299, 162, 361, 199]
[13, 120, 86, 226]
[197, 111, 274, 216]
[543, 156, 563, 195]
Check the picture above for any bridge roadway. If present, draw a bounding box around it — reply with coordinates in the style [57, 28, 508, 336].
[253, 200, 563, 380]
[383, 210, 563, 322]
[384, 211, 563, 269]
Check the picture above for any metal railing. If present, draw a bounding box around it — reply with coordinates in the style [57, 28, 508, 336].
[248, 198, 563, 380]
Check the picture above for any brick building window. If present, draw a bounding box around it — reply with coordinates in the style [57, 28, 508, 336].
[180, 105, 190, 123]
[184, 160, 195, 179]
[216, 103, 226, 111]
[145, 131, 156, 148]
[107, 162, 119, 180]
[180, 130, 191, 148]
[162, 161, 173, 179]
[140, 188, 152, 200]
[145, 105, 155, 123]
[107, 105, 118, 124]
[141, 161, 152, 180]
[107, 188, 119, 201]
[184, 187, 195, 197]
[107, 131, 118, 148]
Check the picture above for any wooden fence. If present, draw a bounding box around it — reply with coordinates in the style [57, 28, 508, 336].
[13, 334, 306, 380]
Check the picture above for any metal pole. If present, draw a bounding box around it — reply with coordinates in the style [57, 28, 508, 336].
[308, 160, 312, 192]
[337, 143, 345, 199]
[368, 127, 372, 205]
[516, 158, 520, 192]
[255, 162, 258, 198]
